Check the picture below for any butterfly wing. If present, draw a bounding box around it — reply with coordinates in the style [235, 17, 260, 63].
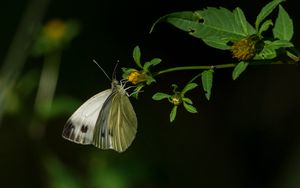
[93, 85, 137, 152]
[62, 89, 112, 144]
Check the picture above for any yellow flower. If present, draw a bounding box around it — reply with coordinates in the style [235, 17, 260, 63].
[170, 93, 182, 106]
[231, 35, 259, 61]
[127, 70, 147, 85]
[43, 19, 66, 41]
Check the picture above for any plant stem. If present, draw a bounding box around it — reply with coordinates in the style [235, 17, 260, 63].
[34, 51, 61, 114]
[154, 64, 236, 76]
[153, 59, 293, 77]
[188, 73, 202, 84]
[30, 50, 61, 139]
[286, 48, 300, 62]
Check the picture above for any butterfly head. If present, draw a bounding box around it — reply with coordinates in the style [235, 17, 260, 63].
[111, 79, 119, 87]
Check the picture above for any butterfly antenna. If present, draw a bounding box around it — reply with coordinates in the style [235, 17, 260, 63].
[93, 59, 111, 81]
[112, 61, 119, 80]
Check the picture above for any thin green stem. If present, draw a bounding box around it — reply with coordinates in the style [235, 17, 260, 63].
[286, 48, 300, 62]
[153, 60, 291, 77]
[30, 50, 61, 139]
[34, 51, 61, 114]
[153, 64, 235, 76]
[188, 73, 202, 84]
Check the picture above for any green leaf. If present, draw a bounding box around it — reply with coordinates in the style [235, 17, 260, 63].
[182, 97, 193, 105]
[151, 7, 256, 50]
[131, 84, 145, 99]
[143, 58, 162, 71]
[182, 83, 198, 94]
[232, 61, 249, 80]
[202, 38, 231, 50]
[152, 92, 171, 100]
[201, 70, 213, 100]
[133, 46, 142, 68]
[254, 39, 293, 60]
[273, 5, 293, 41]
[150, 11, 200, 33]
[193, 7, 253, 48]
[146, 76, 156, 85]
[255, 0, 284, 30]
[266, 39, 294, 49]
[254, 47, 276, 60]
[196, 7, 252, 38]
[258, 19, 273, 35]
[233, 7, 256, 35]
[170, 106, 178, 122]
[183, 102, 198, 113]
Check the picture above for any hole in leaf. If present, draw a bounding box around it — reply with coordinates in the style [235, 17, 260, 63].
[227, 41, 234, 46]
[197, 18, 204, 24]
[188, 28, 195, 34]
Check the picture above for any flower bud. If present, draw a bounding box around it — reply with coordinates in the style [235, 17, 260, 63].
[231, 35, 260, 61]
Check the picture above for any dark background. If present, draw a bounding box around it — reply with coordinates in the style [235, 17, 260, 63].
[1, 0, 300, 188]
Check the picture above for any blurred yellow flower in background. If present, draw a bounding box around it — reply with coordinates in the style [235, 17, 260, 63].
[32, 19, 80, 56]
[43, 19, 67, 41]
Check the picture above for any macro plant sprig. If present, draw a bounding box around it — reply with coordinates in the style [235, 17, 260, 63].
[123, 0, 299, 122]
[152, 83, 198, 122]
[122, 46, 162, 98]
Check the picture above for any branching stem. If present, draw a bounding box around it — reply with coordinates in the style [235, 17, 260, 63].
[154, 64, 235, 76]
[153, 60, 292, 77]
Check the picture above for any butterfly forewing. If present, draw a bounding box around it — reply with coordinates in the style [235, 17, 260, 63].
[93, 84, 137, 152]
[62, 89, 112, 144]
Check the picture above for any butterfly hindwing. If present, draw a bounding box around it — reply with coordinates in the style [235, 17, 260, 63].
[111, 91, 137, 152]
[93, 84, 138, 152]
[62, 89, 112, 144]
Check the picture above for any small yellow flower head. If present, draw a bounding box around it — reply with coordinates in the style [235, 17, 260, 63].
[127, 70, 147, 85]
[44, 19, 66, 41]
[231, 35, 259, 61]
[170, 93, 182, 106]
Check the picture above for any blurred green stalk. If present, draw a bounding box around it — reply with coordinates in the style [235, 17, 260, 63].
[0, 0, 50, 124]
[35, 51, 61, 116]
[30, 51, 62, 138]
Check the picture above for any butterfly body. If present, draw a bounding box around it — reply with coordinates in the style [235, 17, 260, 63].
[62, 79, 137, 152]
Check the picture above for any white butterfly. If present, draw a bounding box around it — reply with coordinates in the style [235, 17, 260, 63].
[62, 79, 137, 152]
